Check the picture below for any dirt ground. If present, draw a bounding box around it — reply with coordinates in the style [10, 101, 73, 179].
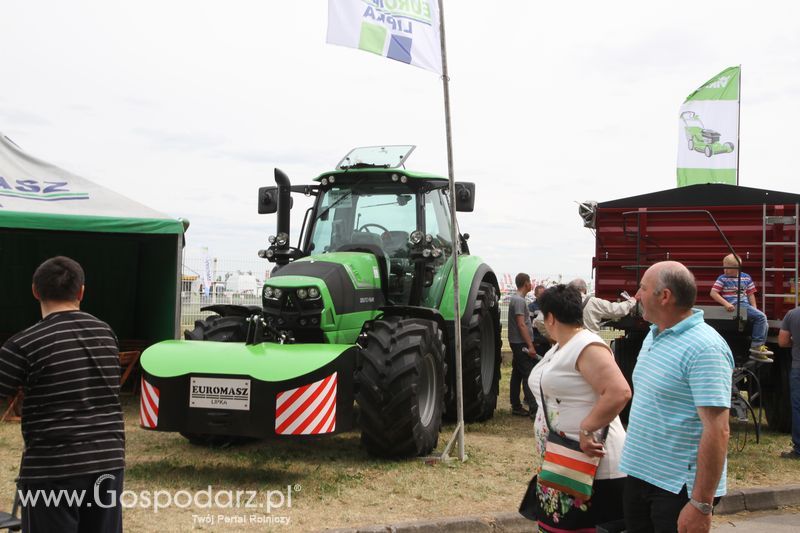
[1, 363, 799, 532]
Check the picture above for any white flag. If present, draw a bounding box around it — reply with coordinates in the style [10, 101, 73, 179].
[677, 66, 740, 187]
[327, 0, 442, 74]
[202, 247, 213, 297]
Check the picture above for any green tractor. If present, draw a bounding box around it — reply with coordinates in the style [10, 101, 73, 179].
[139, 146, 502, 458]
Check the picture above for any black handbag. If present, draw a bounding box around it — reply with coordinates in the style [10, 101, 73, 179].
[518, 474, 538, 521]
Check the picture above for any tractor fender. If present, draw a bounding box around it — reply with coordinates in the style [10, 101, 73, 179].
[377, 305, 447, 334]
[198, 304, 263, 317]
[437, 257, 499, 324]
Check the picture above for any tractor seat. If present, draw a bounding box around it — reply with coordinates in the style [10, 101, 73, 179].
[348, 231, 384, 249]
[381, 231, 410, 256]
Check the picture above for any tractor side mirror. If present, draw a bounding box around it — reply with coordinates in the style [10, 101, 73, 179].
[258, 186, 278, 214]
[258, 186, 293, 214]
[455, 182, 475, 212]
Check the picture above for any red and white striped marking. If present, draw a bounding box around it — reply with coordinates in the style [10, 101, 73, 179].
[140, 378, 160, 429]
[275, 372, 337, 435]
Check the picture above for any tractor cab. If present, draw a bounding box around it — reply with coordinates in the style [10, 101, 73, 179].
[258, 146, 474, 308]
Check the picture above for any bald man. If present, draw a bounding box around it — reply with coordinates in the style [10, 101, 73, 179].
[620, 261, 733, 533]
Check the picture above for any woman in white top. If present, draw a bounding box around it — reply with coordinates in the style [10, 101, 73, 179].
[526, 284, 632, 531]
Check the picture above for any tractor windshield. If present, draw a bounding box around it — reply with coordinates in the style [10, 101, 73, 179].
[309, 182, 454, 306]
[309, 183, 417, 257]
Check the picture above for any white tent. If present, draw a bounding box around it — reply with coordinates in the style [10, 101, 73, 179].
[0, 133, 185, 349]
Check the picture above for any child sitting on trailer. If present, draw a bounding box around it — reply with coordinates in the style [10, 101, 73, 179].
[710, 253, 774, 363]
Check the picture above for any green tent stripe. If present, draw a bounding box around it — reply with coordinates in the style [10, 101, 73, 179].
[677, 168, 736, 187]
[0, 210, 184, 234]
[0, 190, 90, 200]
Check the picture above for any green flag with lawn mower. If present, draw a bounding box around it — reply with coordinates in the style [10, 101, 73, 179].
[677, 66, 740, 187]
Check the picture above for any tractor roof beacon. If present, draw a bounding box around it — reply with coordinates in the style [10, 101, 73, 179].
[140, 146, 502, 458]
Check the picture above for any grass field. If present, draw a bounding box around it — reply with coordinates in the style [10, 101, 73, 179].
[1, 362, 799, 532]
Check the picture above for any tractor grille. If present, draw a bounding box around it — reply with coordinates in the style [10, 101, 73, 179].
[263, 294, 324, 343]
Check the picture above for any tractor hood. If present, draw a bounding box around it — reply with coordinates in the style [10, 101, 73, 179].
[268, 253, 386, 315]
[141, 340, 354, 381]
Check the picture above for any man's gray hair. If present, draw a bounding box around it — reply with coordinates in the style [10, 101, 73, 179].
[567, 278, 588, 294]
[654, 262, 696, 309]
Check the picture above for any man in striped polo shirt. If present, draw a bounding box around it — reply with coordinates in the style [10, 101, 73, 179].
[0, 256, 124, 532]
[621, 261, 733, 533]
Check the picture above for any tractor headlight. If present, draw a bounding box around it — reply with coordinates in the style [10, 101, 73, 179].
[425, 233, 433, 243]
[264, 286, 274, 298]
[268, 235, 276, 244]
[431, 248, 442, 258]
[273, 288, 283, 299]
[308, 287, 320, 299]
[275, 232, 289, 247]
[297, 288, 308, 299]
[422, 248, 432, 258]
[328, 175, 335, 184]
[400, 175, 408, 184]
[321, 178, 329, 186]
[265, 249, 275, 259]
[391, 174, 400, 182]
[409, 230, 424, 245]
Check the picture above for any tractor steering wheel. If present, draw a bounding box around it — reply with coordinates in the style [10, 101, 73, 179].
[357, 223, 389, 234]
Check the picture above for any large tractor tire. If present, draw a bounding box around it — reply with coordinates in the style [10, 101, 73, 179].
[763, 349, 792, 433]
[450, 281, 502, 422]
[180, 314, 252, 447]
[184, 314, 249, 342]
[355, 316, 446, 458]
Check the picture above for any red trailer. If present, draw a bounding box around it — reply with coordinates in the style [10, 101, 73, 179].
[581, 183, 799, 432]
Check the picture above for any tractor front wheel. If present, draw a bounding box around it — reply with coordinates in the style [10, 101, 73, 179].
[356, 317, 446, 457]
[184, 314, 249, 342]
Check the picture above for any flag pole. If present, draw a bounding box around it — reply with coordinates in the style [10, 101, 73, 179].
[437, 0, 466, 462]
[736, 65, 741, 186]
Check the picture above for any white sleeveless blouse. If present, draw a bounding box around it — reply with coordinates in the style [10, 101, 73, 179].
[528, 329, 626, 480]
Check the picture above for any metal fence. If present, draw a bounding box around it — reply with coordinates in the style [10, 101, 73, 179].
[178, 258, 612, 345]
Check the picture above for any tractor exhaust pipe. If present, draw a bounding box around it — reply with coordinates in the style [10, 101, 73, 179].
[274, 168, 291, 242]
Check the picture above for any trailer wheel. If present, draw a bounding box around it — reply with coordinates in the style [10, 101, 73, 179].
[453, 281, 502, 422]
[763, 350, 792, 433]
[184, 314, 249, 342]
[356, 317, 445, 457]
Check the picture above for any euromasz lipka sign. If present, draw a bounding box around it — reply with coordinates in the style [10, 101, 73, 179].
[0, 176, 89, 202]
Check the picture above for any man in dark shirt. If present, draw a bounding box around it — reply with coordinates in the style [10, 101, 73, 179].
[508, 273, 536, 417]
[0, 256, 124, 532]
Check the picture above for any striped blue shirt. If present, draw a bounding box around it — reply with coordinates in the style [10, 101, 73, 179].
[620, 309, 733, 497]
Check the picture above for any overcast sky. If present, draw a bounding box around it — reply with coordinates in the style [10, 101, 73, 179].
[2, 1, 799, 281]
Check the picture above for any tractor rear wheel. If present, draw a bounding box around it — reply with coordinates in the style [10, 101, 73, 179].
[184, 314, 249, 342]
[181, 314, 251, 447]
[356, 317, 446, 457]
[452, 281, 501, 422]
[763, 350, 792, 433]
